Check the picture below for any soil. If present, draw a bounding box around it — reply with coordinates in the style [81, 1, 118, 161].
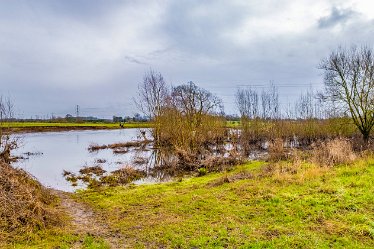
[51, 190, 125, 248]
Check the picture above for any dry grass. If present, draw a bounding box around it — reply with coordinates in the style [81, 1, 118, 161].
[0, 162, 62, 242]
[64, 165, 146, 189]
[258, 138, 358, 185]
[88, 140, 151, 152]
[268, 138, 287, 162]
[312, 138, 356, 167]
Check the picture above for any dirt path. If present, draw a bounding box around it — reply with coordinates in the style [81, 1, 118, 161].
[52, 190, 124, 248]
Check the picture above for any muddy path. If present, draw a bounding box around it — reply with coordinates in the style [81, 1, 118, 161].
[52, 190, 125, 248]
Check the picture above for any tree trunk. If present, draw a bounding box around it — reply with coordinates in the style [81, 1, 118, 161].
[362, 131, 370, 148]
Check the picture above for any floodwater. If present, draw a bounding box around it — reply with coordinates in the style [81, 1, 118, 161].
[13, 129, 154, 192]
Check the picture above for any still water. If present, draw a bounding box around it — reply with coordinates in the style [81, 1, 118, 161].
[13, 129, 153, 192]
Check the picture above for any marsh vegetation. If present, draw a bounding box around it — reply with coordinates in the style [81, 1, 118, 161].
[1, 46, 374, 248]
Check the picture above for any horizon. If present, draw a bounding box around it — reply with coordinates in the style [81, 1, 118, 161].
[1, 0, 374, 119]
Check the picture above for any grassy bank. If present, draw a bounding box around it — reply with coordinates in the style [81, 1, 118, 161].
[8, 158, 374, 248]
[0, 122, 152, 133]
[79, 159, 373, 248]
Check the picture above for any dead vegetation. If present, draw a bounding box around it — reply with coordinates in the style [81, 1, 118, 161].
[88, 140, 151, 152]
[0, 161, 62, 243]
[311, 138, 356, 167]
[209, 138, 360, 188]
[64, 165, 146, 189]
[261, 138, 358, 178]
[268, 138, 287, 162]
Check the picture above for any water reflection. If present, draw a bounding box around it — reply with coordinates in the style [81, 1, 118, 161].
[13, 129, 159, 192]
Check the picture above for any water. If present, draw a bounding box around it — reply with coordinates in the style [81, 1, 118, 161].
[13, 129, 152, 192]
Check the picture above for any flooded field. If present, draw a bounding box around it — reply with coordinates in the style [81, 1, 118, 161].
[13, 129, 156, 191]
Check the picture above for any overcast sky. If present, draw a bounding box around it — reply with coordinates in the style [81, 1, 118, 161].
[1, 0, 374, 118]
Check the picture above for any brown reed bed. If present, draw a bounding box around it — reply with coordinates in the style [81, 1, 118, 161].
[0, 161, 63, 243]
[88, 140, 152, 152]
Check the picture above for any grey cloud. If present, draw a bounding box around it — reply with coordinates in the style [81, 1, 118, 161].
[1, 1, 374, 118]
[318, 7, 357, 29]
[161, 0, 249, 57]
[124, 56, 148, 65]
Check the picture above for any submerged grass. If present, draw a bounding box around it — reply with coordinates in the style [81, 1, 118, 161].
[74, 159, 374, 248]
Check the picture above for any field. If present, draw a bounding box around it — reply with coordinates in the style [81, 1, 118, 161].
[8, 158, 374, 248]
[0, 122, 152, 132]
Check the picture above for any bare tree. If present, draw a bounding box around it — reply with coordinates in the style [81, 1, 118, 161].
[134, 70, 169, 120]
[0, 96, 18, 162]
[295, 90, 314, 119]
[261, 84, 279, 119]
[236, 88, 259, 119]
[171, 82, 223, 126]
[320, 46, 374, 143]
[283, 102, 294, 119]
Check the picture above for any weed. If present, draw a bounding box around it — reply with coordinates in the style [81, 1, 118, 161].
[197, 167, 207, 176]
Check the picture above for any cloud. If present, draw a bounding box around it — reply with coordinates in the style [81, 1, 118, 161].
[318, 6, 357, 28]
[1, 0, 374, 117]
[124, 56, 148, 65]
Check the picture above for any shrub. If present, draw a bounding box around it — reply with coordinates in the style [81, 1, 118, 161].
[197, 167, 207, 176]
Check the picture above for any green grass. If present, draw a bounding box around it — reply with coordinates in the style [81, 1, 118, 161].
[3, 121, 237, 130]
[0, 121, 151, 130]
[75, 159, 374, 248]
[7, 159, 374, 248]
[226, 120, 241, 128]
[6, 231, 109, 249]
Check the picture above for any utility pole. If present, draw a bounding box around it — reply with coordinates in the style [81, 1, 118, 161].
[76, 105, 80, 122]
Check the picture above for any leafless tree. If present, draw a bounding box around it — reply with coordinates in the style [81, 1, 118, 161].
[0, 96, 18, 162]
[235, 88, 259, 119]
[283, 102, 294, 119]
[134, 70, 169, 120]
[295, 90, 314, 119]
[320, 46, 374, 143]
[261, 84, 279, 119]
[171, 82, 223, 126]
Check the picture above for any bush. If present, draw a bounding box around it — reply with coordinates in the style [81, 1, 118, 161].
[197, 167, 207, 176]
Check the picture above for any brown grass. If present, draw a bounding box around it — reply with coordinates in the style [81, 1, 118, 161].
[238, 118, 360, 152]
[0, 162, 62, 242]
[268, 138, 287, 162]
[101, 166, 146, 186]
[311, 138, 356, 167]
[88, 140, 151, 152]
[64, 165, 146, 189]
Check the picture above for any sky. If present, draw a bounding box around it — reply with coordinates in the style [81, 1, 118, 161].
[1, 0, 374, 119]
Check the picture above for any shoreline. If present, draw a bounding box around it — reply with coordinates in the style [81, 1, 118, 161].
[1, 122, 152, 134]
